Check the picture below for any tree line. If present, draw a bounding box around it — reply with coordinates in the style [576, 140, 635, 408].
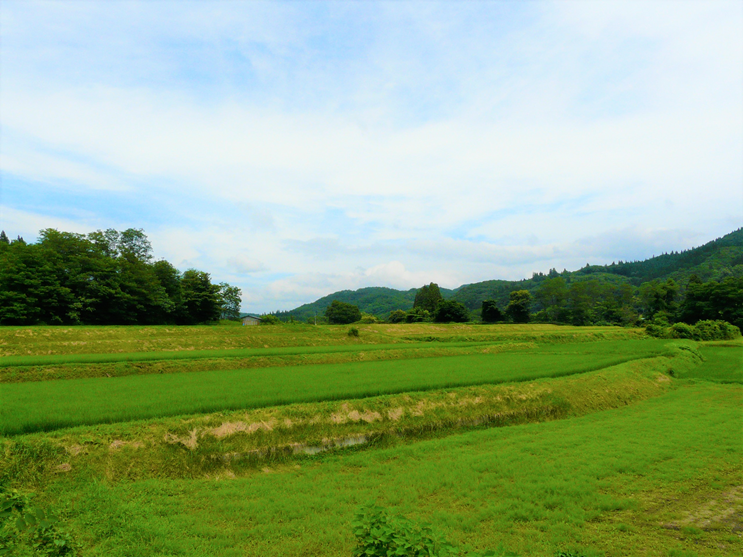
[308, 276, 742, 329]
[0, 229, 241, 325]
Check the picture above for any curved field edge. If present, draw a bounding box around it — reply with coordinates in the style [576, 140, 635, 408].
[0, 345, 701, 485]
[0, 341, 675, 435]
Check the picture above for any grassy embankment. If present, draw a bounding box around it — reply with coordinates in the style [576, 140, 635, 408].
[0, 324, 740, 556]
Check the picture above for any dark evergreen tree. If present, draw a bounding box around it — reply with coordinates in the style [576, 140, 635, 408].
[180, 269, 221, 324]
[481, 300, 503, 323]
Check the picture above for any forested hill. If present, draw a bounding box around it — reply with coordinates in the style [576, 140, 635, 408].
[274, 286, 456, 323]
[280, 228, 743, 319]
[451, 227, 743, 311]
[576, 227, 743, 285]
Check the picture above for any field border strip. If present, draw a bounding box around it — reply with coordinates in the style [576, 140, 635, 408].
[0, 341, 505, 368]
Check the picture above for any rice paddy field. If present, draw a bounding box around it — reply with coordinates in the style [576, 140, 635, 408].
[0, 323, 741, 557]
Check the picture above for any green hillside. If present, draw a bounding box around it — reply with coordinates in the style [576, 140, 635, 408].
[279, 228, 743, 318]
[577, 227, 743, 285]
[275, 286, 456, 322]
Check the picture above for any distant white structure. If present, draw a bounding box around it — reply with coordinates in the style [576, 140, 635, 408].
[241, 314, 262, 326]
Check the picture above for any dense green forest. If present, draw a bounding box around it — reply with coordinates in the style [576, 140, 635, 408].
[278, 228, 743, 327]
[274, 285, 456, 323]
[0, 229, 241, 325]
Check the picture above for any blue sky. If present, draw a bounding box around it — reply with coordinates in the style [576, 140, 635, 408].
[1, 0, 741, 312]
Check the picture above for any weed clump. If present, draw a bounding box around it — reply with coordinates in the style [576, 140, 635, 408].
[352, 504, 496, 557]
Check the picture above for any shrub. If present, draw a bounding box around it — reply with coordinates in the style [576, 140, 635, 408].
[347, 327, 360, 337]
[358, 313, 380, 324]
[0, 489, 75, 555]
[644, 323, 666, 338]
[646, 319, 741, 341]
[693, 320, 741, 341]
[352, 504, 495, 557]
[405, 308, 430, 323]
[259, 315, 281, 325]
[388, 309, 407, 324]
[669, 322, 695, 339]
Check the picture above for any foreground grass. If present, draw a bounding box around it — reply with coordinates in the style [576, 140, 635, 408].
[679, 343, 742, 383]
[0, 340, 672, 435]
[46, 381, 742, 557]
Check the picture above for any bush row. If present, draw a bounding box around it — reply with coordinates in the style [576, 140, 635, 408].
[646, 319, 740, 341]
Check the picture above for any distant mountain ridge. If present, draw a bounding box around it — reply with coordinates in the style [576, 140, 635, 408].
[276, 228, 743, 320]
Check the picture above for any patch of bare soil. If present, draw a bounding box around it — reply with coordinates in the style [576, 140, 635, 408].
[387, 407, 404, 421]
[210, 420, 275, 439]
[664, 485, 743, 532]
[164, 429, 199, 450]
[108, 440, 144, 451]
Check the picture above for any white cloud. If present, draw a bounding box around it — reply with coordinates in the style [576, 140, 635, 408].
[1, 0, 741, 312]
[227, 255, 266, 274]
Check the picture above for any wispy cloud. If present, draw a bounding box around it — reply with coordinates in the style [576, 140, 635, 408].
[1, 0, 741, 312]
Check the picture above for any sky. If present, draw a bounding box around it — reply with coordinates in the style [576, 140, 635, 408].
[1, 0, 741, 313]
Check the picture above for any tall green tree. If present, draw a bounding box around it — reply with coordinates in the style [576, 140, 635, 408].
[414, 283, 443, 313]
[639, 279, 679, 320]
[180, 270, 221, 324]
[218, 283, 242, 320]
[505, 290, 532, 323]
[534, 277, 568, 322]
[481, 300, 503, 323]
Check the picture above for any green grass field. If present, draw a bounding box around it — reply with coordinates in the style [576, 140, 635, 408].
[0, 324, 740, 557]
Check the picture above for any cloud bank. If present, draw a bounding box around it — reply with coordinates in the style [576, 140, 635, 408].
[1, 1, 741, 311]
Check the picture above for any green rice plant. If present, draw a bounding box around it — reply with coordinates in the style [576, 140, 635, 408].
[0, 341, 502, 368]
[0, 343, 671, 435]
[0, 324, 645, 357]
[0, 343, 540, 384]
